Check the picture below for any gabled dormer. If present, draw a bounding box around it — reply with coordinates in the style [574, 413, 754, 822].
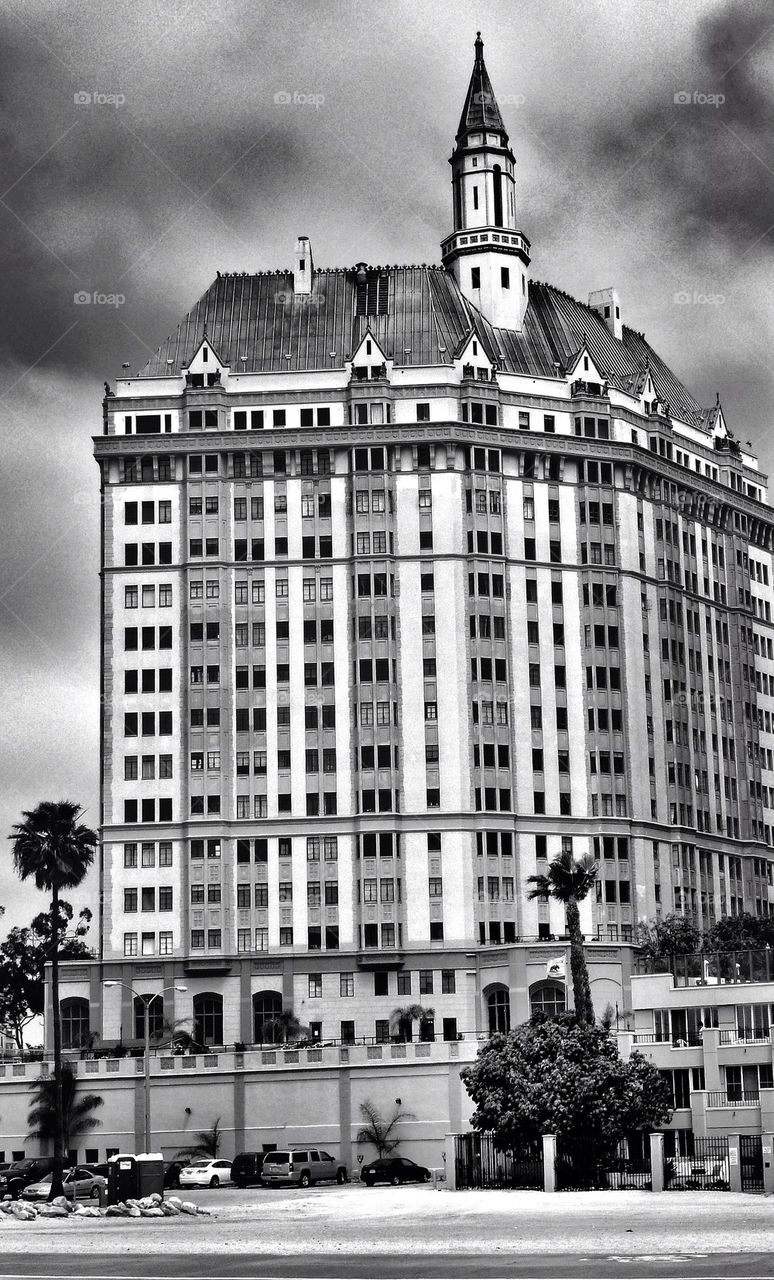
[441, 33, 530, 331]
[454, 331, 495, 383]
[183, 334, 229, 388]
[565, 344, 606, 395]
[347, 330, 392, 382]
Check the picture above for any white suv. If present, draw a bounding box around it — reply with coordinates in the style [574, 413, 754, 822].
[261, 1148, 347, 1187]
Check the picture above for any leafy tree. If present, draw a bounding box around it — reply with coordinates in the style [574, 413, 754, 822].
[0, 903, 93, 1053]
[175, 1117, 222, 1161]
[9, 801, 97, 1199]
[461, 1016, 672, 1169]
[356, 1099, 416, 1157]
[389, 1004, 435, 1043]
[635, 913, 702, 963]
[527, 851, 598, 1024]
[27, 1061, 103, 1151]
[704, 912, 774, 953]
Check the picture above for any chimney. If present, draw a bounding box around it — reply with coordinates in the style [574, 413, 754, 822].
[294, 236, 313, 295]
[588, 287, 622, 341]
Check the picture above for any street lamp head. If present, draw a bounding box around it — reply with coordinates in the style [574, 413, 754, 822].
[103, 981, 118, 988]
[175, 986, 188, 992]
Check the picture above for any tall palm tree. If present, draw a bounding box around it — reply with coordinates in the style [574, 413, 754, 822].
[27, 1061, 103, 1151]
[9, 801, 97, 1199]
[527, 849, 598, 1025]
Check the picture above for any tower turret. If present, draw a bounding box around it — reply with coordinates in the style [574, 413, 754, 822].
[441, 33, 531, 330]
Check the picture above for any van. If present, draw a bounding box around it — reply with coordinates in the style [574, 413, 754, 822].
[230, 1151, 268, 1188]
[261, 1148, 347, 1188]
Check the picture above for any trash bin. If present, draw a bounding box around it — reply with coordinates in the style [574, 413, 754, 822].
[136, 1154, 165, 1199]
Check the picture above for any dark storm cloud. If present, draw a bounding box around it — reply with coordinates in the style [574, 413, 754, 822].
[588, 0, 774, 257]
[0, 6, 308, 384]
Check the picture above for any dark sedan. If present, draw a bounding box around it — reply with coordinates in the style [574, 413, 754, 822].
[360, 1156, 432, 1186]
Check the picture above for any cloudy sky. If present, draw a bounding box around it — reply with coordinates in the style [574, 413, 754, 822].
[1, 0, 774, 935]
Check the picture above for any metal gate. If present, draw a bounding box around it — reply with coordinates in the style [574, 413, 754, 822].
[740, 1135, 764, 1192]
[454, 1132, 544, 1190]
[665, 1135, 730, 1190]
[556, 1136, 652, 1191]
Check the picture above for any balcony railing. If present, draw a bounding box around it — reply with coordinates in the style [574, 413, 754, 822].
[632, 1033, 702, 1048]
[718, 1029, 772, 1046]
[635, 948, 774, 987]
[706, 1091, 761, 1108]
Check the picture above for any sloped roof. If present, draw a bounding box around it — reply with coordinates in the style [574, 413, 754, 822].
[455, 33, 508, 142]
[137, 266, 708, 426]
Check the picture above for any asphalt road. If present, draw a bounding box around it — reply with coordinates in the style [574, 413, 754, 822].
[2, 1254, 774, 1280]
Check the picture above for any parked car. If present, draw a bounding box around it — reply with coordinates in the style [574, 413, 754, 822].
[0, 1158, 57, 1199]
[164, 1160, 186, 1189]
[261, 1148, 348, 1188]
[82, 1162, 110, 1180]
[22, 1167, 107, 1201]
[360, 1156, 432, 1186]
[668, 1154, 730, 1189]
[230, 1151, 269, 1188]
[179, 1159, 233, 1189]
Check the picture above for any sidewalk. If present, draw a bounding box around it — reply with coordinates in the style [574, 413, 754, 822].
[0, 1186, 771, 1256]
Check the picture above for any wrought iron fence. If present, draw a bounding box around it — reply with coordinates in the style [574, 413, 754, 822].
[454, 1132, 544, 1190]
[664, 1135, 730, 1190]
[740, 1135, 764, 1192]
[555, 1136, 652, 1191]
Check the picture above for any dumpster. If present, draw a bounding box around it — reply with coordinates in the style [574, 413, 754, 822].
[107, 1153, 165, 1204]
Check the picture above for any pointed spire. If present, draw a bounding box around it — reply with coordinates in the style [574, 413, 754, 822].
[455, 31, 507, 143]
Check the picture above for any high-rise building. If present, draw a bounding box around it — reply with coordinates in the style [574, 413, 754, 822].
[77, 32, 774, 1056]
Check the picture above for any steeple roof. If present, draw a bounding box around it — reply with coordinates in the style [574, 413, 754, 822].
[455, 32, 507, 143]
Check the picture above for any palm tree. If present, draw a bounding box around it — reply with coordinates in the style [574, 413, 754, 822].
[9, 801, 97, 1199]
[389, 1004, 435, 1043]
[175, 1117, 222, 1162]
[261, 1008, 309, 1045]
[356, 1099, 416, 1158]
[527, 849, 598, 1025]
[27, 1061, 103, 1152]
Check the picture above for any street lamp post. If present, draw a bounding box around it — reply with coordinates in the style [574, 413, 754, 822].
[103, 981, 187, 1152]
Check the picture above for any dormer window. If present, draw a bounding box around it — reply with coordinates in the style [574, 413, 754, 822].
[472, 341, 478, 356]
[366, 341, 372, 355]
[202, 348, 208, 363]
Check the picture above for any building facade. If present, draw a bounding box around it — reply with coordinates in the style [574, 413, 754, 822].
[52, 34, 774, 1067]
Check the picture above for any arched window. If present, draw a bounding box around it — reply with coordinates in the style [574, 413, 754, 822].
[133, 995, 164, 1042]
[530, 981, 567, 1019]
[486, 985, 510, 1034]
[253, 991, 283, 1044]
[193, 992, 223, 1047]
[60, 998, 90, 1050]
[493, 165, 503, 227]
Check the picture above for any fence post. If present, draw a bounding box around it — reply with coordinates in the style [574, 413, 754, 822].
[542, 1133, 556, 1193]
[762, 1133, 774, 1196]
[649, 1132, 664, 1193]
[444, 1134, 457, 1191]
[727, 1135, 742, 1193]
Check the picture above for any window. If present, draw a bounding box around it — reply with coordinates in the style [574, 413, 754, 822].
[530, 981, 566, 1018]
[487, 986, 510, 1033]
[193, 992, 223, 1046]
[308, 974, 323, 999]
